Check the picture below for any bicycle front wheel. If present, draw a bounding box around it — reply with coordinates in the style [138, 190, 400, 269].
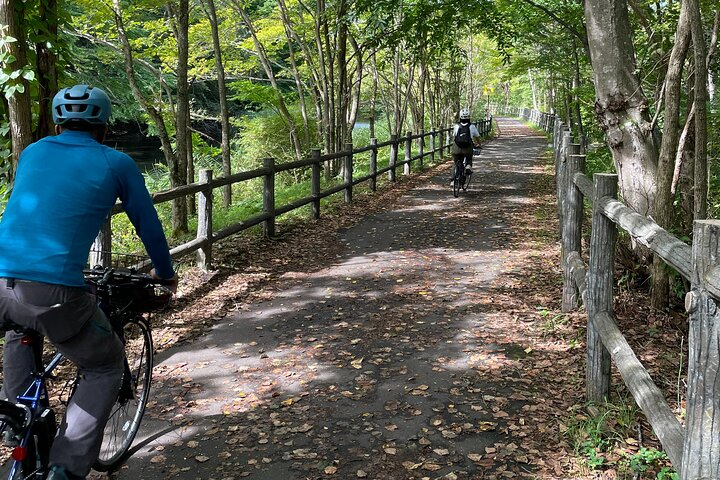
[93, 318, 153, 471]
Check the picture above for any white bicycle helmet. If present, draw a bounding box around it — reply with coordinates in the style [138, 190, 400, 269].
[459, 108, 471, 120]
[52, 85, 112, 125]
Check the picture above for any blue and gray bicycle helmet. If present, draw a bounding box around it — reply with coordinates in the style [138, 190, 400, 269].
[52, 85, 111, 125]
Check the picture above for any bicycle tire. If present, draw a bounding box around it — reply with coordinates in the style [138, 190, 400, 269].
[0, 402, 54, 480]
[452, 165, 461, 198]
[93, 318, 153, 471]
[462, 172, 472, 191]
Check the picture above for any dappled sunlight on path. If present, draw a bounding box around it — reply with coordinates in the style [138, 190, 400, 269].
[110, 118, 576, 480]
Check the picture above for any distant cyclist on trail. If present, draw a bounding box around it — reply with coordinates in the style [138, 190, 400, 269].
[0, 85, 176, 480]
[452, 107, 481, 175]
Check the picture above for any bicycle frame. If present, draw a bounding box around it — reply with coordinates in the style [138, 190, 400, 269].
[6, 345, 63, 480]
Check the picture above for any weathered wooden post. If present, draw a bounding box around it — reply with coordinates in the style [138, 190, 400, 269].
[389, 134, 398, 182]
[430, 129, 436, 164]
[418, 130, 424, 169]
[556, 128, 571, 236]
[445, 125, 452, 155]
[344, 142, 353, 203]
[586, 173, 616, 403]
[90, 218, 112, 267]
[404, 131, 412, 175]
[682, 220, 720, 479]
[438, 127, 445, 158]
[311, 149, 321, 219]
[369, 139, 377, 192]
[196, 168, 213, 270]
[263, 157, 275, 238]
[561, 154, 586, 312]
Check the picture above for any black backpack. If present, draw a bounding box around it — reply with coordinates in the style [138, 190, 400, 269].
[454, 123, 472, 148]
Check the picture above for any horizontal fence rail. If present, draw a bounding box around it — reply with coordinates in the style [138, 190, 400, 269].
[91, 119, 494, 270]
[510, 106, 719, 479]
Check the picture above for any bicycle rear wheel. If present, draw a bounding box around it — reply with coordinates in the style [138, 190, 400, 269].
[462, 171, 472, 191]
[0, 402, 54, 480]
[452, 165, 461, 198]
[1, 430, 42, 480]
[93, 318, 153, 472]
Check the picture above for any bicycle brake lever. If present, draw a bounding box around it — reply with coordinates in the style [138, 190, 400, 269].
[101, 268, 115, 285]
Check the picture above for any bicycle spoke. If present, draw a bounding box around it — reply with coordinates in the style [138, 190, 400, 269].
[94, 318, 153, 472]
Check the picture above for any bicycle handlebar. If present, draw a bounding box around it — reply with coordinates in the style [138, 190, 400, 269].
[83, 267, 175, 287]
[84, 267, 174, 313]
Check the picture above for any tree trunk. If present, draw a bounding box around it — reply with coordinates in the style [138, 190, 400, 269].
[231, 0, 303, 162]
[35, 0, 58, 140]
[202, 0, 233, 208]
[335, 0, 348, 151]
[571, 41, 585, 144]
[277, 0, 310, 147]
[651, 1, 691, 310]
[584, 0, 659, 218]
[688, 0, 708, 221]
[0, 0, 33, 176]
[370, 52, 378, 138]
[172, 0, 190, 235]
[112, 0, 185, 235]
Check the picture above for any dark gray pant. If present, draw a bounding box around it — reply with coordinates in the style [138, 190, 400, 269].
[0, 279, 124, 478]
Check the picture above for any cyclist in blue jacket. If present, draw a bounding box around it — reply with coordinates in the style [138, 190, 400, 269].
[0, 85, 176, 480]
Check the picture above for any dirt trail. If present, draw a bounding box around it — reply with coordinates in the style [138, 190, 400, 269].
[110, 118, 569, 480]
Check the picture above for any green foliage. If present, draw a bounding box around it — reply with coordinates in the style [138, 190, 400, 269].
[619, 448, 678, 479]
[0, 33, 34, 100]
[564, 397, 675, 478]
[229, 80, 279, 110]
[585, 145, 614, 177]
[234, 104, 318, 174]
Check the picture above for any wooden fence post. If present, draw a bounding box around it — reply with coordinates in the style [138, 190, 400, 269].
[369, 139, 377, 192]
[196, 168, 213, 270]
[439, 127, 445, 158]
[389, 134, 398, 182]
[344, 142, 353, 203]
[445, 126, 452, 155]
[561, 154, 586, 312]
[430, 129, 436, 164]
[418, 130, 424, 169]
[682, 220, 720, 479]
[556, 128, 571, 236]
[90, 218, 112, 267]
[404, 131, 412, 175]
[311, 149, 321, 219]
[263, 157, 275, 238]
[586, 173, 616, 403]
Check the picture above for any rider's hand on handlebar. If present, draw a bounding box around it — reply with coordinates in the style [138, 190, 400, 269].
[150, 268, 178, 294]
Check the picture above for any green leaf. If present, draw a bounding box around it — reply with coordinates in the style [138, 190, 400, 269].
[21, 70, 35, 81]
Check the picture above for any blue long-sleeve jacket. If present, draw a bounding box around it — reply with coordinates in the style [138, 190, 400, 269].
[0, 130, 174, 286]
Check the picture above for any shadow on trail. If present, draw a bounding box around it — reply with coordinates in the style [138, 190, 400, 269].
[113, 118, 558, 480]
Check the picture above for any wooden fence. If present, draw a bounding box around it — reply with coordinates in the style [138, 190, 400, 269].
[91, 119, 494, 270]
[509, 106, 720, 479]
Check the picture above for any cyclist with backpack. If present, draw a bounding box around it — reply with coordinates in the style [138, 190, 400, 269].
[451, 107, 481, 178]
[0, 85, 177, 480]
